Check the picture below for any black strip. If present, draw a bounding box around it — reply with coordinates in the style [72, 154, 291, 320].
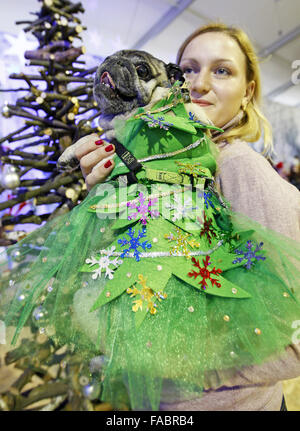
[111, 138, 142, 174]
[280, 396, 288, 411]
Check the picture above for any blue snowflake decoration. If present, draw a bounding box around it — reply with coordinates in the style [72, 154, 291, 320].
[141, 113, 173, 130]
[117, 226, 152, 262]
[197, 191, 215, 210]
[188, 111, 206, 126]
[232, 241, 266, 269]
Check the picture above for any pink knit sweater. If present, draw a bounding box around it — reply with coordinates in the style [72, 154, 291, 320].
[160, 139, 300, 411]
[215, 139, 300, 241]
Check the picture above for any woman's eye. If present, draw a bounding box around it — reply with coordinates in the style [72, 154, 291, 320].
[215, 67, 230, 76]
[183, 67, 194, 74]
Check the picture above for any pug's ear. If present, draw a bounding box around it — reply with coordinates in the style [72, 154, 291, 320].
[165, 63, 185, 85]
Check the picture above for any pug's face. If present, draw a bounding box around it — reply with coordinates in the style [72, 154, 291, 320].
[93, 50, 181, 116]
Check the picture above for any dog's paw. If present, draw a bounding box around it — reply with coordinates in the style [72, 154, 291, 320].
[57, 146, 79, 170]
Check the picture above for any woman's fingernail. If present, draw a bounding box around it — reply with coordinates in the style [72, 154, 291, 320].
[104, 160, 112, 169]
[105, 144, 114, 152]
[95, 139, 104, 145]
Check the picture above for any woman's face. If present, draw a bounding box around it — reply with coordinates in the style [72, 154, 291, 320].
[180, 32, 255, 128]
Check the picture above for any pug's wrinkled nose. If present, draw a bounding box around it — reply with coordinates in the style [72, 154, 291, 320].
[115, 62, 137, 98]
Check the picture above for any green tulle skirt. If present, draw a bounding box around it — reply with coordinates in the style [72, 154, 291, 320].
[1, 181, 300, 411]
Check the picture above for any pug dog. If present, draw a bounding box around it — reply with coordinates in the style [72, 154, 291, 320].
[57, 49, 209, 169]
[94, 50, 183, 117]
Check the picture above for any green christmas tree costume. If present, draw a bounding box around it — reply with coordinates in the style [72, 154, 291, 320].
[1, 84, 300, 410]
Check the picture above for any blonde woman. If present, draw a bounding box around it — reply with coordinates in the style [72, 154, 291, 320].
[160, 23, 300, 411]
[176, 23, 299, 242]
[73, 23, 300, 411]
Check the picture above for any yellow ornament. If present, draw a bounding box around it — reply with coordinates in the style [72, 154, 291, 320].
[126, 274, 167, 316]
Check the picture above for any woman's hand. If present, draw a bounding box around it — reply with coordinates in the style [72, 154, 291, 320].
[74, 133, 115, 191]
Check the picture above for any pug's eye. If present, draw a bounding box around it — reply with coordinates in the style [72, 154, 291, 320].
[136, 63, 151, 80]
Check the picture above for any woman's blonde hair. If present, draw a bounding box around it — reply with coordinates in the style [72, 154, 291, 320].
[176, 22, 273, 157]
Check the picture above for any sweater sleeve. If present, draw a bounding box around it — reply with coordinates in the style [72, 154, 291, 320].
[208, 344, 300, 388]
[215, 145, 300, 241]
[213, 142, 300, 387]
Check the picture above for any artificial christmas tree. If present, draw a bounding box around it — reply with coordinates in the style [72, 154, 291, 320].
[0, 0, 118, 411]
[0, 0, 102, 245]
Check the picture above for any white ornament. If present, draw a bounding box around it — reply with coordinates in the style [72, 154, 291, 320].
[85, 246, 123, 280]
[165, 194, 197, 222]
[0, 165, 20, 189]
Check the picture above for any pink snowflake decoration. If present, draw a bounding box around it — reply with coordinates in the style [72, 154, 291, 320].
[127, 192, 159, 225]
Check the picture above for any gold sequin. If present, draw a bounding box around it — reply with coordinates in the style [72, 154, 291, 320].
[254, 328, 261, 335]
[105, 292, 111, 298]
[283, 292, 289, 298]
[79, 376, 89, 386]
[188, 306, 194, 313]
[223, 315, 230, 322]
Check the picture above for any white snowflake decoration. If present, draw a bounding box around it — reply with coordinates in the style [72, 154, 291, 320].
[3, 32, 38, 66]
[85, 246, 123, 280]
[165, 194, 197, 222]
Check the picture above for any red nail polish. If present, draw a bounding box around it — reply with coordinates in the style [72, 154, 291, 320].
[104, 160, 112, 169]
[105, 144, 114, 152]
[95, 139, 104, 145]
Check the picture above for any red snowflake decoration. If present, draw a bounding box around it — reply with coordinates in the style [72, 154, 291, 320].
[188, 256, 222, 290]
[199, 212, 217, 245]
